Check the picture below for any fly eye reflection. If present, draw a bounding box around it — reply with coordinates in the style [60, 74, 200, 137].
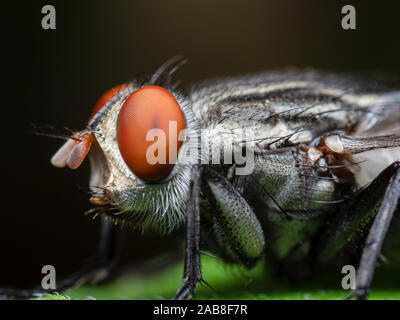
[117, 85, 186, 183]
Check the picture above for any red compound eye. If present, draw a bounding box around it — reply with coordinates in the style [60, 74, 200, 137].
[91, 84, 126, 117]
[117, 86, 185, 182]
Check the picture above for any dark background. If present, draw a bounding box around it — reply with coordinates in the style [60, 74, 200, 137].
[2, 0, 400, 287]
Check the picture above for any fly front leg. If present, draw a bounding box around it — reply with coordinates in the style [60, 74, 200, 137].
[0, 217, 120, 299]
[316, 161, 400, 300]
[174, 165, 265, 300]
[174, 165, 204, 300]
[56, 217, 121, 292]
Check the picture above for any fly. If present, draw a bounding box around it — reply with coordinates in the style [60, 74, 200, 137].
[2, 58, 400, 300]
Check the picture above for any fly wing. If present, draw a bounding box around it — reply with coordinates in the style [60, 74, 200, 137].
[351, 91, 400, 186]
[355, 91, 400, 137]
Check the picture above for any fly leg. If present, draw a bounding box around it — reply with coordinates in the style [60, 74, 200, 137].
[56, 217, 120, 291]
[174, 165, 265, 299]
[0, 217, 120, 299]
[174, 165, 203, 300]
[203, 167, 265, 267]
[349, 161, 400, 299]
[316, 161, 400, 300]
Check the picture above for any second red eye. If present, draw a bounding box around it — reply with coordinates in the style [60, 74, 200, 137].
[91, 84, 127, 118]
[117, 86, 185, 182]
